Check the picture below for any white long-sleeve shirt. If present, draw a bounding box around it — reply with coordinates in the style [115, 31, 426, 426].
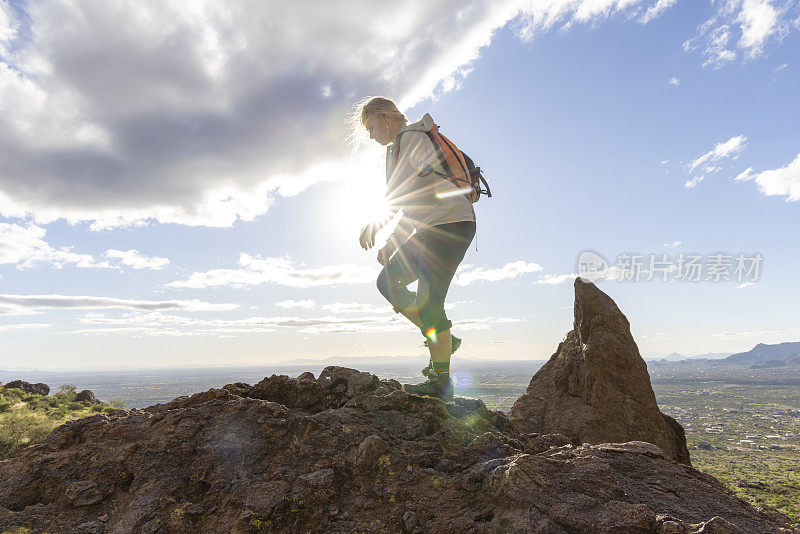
[383, 114, 475, 248]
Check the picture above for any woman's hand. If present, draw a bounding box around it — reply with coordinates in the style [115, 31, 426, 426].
[377, 244, 394, 266]
[359, 223, 379, 250]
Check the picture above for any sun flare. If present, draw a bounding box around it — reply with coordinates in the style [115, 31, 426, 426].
[322, 152, 400, 241]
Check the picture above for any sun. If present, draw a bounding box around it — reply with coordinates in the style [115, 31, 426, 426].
[318, 151, 400, 243]
[334, 172, 395, 236]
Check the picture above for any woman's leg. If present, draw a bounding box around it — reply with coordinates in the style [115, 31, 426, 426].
[405, 221, 475, 397]
[416, 221, 475, 331]
[429, 330, 452, 370]
[376, 235, 422, 328]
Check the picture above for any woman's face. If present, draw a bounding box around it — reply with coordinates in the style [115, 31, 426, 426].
[365, 114, 393, 146]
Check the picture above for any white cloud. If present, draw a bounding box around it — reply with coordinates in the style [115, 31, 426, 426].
[665, 241, 682, 247]
[733, 167, 754, 181]
[685, 176, 703, 189]
[647, 332, 678, 342]
[0, 4, 17, 54]
[456, 317, 522, 330]
[775, 63, 788, 71]
[105, 249, 170, 270]
[0, 294, 238, 316]
[275, 299, 317, 310]
[0, 223, 111, 269]
[737, 0, 780, 57]
[713, 328, 796, 340]
[171, 254, 550, 290]
[0, 0, 694, 229]
[685, 135, 748, 188]
[532, 273, 575, 285]
[68, 309, 411, 336]
[744, 152, 800, 201]
[689, 135, 748, 172]
[0, 323, 49, 333]
[736, 281, 757, 288]
[683, 0, 797, 68]
[453, 261, 543, 286]
[669, 76, 680, 86]
[0, 223, 175, 271]
[168, 254, 379, 289]
[320, 302, 393, 314]
[641, 0, 678, 24]
[55, 302, 520, 336]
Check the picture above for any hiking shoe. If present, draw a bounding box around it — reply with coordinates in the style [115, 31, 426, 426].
[421, 335, 462, 377]
[402, 371, 454, 403]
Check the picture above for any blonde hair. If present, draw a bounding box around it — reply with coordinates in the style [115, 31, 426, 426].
[347, 96, 408, 149]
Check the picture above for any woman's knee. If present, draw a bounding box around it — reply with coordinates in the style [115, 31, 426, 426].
[376, 270, 391, 301]
[418, 309, 452, 337]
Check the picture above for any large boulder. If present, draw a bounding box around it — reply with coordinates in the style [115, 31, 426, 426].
[510, 278, 691, 465]
[3, 380, 50, 396]
[75, 390, 98, 403]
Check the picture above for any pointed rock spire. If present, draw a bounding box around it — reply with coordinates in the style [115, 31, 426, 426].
[510, 278, 691, 464]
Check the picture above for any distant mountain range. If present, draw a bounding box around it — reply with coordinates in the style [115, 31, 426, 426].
[646, 352, 732, 362]
[648, 342, 800, 368]
[717, 342, 800, 368]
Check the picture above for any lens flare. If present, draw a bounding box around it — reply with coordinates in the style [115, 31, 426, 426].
[452, 370, 473, 390]
[435, 186, 474, 199]
[425, 327, 437, 344]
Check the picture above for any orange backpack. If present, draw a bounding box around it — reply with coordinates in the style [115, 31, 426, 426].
[397, 123, 492, 203]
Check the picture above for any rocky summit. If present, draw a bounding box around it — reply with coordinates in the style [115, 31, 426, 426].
[510, 279, 690, 464]
[0, 281, 797, 534]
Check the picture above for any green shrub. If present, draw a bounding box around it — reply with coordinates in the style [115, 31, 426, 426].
[0, 401, 11, 413]
[108, 399, 126, 409]
[2, 388, 24, 401]
[55, 385, 77, 402]
[0, 411, 57, 460]
[25, 398, 47, 411]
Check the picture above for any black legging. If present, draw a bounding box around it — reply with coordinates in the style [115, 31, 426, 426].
[376, 221, 475, 336]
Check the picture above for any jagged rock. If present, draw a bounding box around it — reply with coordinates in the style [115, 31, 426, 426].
[510, 278, 691, 464]
[3, 380, 50, 396]
[64, 480, 105, 507]
[75, 390, 97, 403]
[0, 367, 795, 534]
[353, 435, 390, 471]
[76, 520, 103, 534]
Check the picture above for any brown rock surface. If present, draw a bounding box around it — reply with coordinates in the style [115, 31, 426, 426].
[0, 366, 795, 533]
[2, 380, 50, 396]
[75, 390, 98, 403]
[510, 278, 691, 464]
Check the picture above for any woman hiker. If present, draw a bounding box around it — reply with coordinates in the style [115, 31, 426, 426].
[354, 96, 476, 402]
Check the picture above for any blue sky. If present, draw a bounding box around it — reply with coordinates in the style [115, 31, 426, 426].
[1, 0, 799, 368]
